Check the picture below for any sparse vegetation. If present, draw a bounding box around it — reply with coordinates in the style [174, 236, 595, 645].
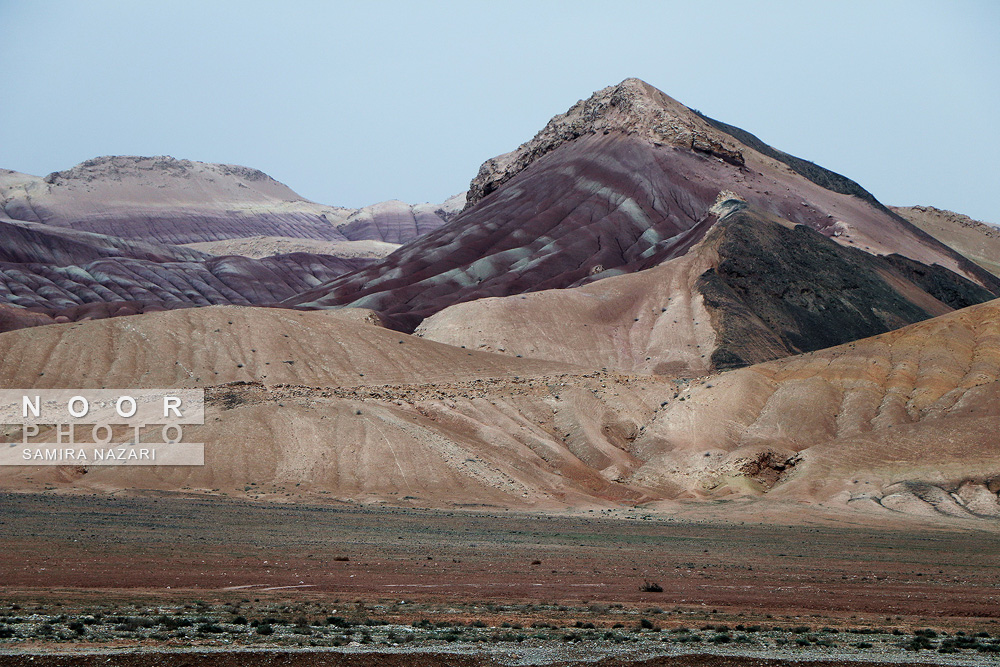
[0, 601, 991, 660]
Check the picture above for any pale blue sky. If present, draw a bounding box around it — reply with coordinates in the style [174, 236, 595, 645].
[1, 1, 997, 221]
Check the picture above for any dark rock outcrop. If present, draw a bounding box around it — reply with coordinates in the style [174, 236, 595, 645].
[696, 203, 998, 370]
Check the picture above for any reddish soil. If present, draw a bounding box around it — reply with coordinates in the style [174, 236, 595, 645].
[1, 493, 999, 625]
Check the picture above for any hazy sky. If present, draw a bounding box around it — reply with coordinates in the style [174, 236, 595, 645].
[2, 1, 997, 221]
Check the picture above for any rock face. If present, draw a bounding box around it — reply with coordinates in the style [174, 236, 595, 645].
[0, 218, 208, 265]
[0, 302, 57, 330]
[0, 158, 352, 245]
[417, 199, 998, 374]
[289, 78, 996, 335]
[697, 201, 997, 369]
[465, 78, 745, 207]
[891, 205, 1000, 277]
[0, 78, 997, 520]
[0, 157, 451, 246]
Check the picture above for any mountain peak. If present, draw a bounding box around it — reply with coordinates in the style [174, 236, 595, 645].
[466, 78, 745, 207]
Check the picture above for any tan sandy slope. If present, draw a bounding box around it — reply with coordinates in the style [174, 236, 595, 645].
[0, 302, 998, 521]
[630, 298, 1000, 519]
[0, 306, 673, 507]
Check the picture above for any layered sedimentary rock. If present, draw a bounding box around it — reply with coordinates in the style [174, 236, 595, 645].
[338, 196, 465, 244]
[0, 216, 372, 319]
[1, 77, 997, 523]
[418, 199, 998, 374]
[0, 159, 459, 329]
[0, 157, 452, 245]
[290, 79, 996, 334]
[0, 158, 352, 244]
[0, 306, 663, 507]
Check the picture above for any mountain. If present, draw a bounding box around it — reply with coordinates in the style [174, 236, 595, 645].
[0, 157, 351, 244]
[287, 79, 997, 339]
[337, 195, 466, 244]
[0, 156, 454, 245]
[417, 197, 997, 374]
[180, 195, 467, 261]
[1, 77, 997, 522]
[891, 205, 1000, 277]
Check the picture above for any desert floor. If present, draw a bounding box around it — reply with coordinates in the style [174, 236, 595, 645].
[1, 492, 998, 665]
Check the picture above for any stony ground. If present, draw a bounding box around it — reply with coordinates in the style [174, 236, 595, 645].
[1, 493, 999, 664]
